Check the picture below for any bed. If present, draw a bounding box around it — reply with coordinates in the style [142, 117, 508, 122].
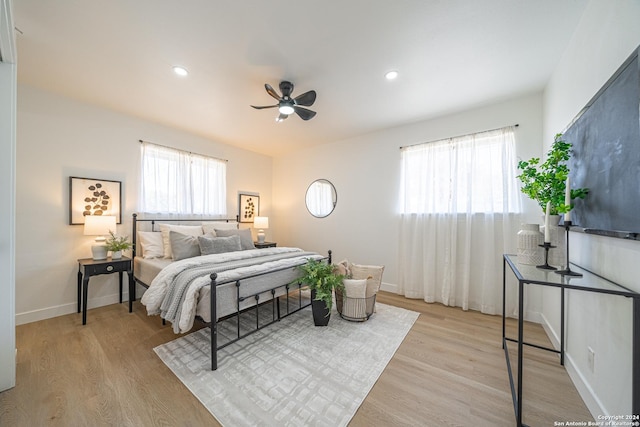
[129, 213, 329, 370]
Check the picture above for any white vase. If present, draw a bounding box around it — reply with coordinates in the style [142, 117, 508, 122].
[517, 224, 544, 265]
[111, 250, 122, 259]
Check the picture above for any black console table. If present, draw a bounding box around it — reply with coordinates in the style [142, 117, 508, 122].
[502, 254, 639, 426]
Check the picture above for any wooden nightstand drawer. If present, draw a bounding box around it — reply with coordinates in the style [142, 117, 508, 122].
[85, 260, 129, 275]
[254, 242, 277, 249]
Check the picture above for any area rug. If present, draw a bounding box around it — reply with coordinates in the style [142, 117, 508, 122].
[154, 302, 419, 427]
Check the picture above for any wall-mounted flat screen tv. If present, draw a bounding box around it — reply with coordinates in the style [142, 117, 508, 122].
[565, 45, 639, 240]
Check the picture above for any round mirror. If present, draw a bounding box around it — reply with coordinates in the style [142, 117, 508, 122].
[305, 179, 337, 218]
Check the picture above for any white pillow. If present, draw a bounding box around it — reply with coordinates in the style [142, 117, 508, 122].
[343, 278, 367, 298]
[201, 221, 238, 235]
[342, 278, 367, 319]
[350, 264, 385, 298]
[159, 224, 204, 259]
[138, 231, 164, 259]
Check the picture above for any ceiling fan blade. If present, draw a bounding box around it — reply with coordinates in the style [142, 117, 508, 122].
[294, 90, 316, 107]
[293, 106, 317, 121]
[264, 84, 281, 101]
[250, 104, 278, 110]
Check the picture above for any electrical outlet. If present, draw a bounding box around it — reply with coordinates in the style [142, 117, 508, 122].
[587, 347, 595, 372]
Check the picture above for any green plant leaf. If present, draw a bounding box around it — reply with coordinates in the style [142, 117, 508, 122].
[104, 230, 132, 251]
[294, 258, 344, 311]
[516, 133, 589, 215]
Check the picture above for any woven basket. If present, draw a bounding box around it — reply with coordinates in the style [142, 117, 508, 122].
[335, 288, 376, 322]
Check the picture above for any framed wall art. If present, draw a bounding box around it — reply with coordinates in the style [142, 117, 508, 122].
[69, 176, 122, 225]
[238, 193, 259, 223]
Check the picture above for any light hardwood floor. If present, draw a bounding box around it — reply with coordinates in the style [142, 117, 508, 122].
[0, 292, 592, 426]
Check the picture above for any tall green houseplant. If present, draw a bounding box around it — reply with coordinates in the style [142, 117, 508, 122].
[517, 133, 588, 215]
[297, 258, 344, 311]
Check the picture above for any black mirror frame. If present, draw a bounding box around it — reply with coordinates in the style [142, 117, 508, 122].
[305, 179, 337, 218]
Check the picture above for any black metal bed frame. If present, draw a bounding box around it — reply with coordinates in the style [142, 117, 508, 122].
[130, 213, 331, 370]
[129, 213, 239, 302]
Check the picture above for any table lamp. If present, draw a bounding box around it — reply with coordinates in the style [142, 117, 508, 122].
[84, 215, 116, 260]
[253, 216, 269, 244]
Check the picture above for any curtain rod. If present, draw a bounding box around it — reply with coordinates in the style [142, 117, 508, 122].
[399, 124, 519, 150]
[138, 139, 228, 162]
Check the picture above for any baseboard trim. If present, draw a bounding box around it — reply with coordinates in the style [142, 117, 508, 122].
[16, 282, 150, 325]
[16, 292, 130, 325]
[380, 282, 397, 294]
[539, 312, 605, 418]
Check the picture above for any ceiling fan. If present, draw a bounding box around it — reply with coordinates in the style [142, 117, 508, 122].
[251, 81, 317, 121]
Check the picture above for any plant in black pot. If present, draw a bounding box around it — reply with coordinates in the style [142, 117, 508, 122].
[296, 258, 344, 326]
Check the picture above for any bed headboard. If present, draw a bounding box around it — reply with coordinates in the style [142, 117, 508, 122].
[131, 213, 240, 260]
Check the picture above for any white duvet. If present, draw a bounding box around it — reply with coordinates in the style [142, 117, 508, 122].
[141, 247, 322, 333]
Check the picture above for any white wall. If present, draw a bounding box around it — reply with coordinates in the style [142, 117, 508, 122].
[273, 92, 544, 298]
[0, 0, 16, 392]
[543, 0, 640, 416]
[16, 85, 273, 324]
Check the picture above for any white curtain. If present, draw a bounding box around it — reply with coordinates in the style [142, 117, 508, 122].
[140, 142, 226, 215]
[398, 127, 522, 315]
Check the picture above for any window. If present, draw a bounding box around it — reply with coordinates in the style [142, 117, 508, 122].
[140, 142, 227, 215]
[399, 127, 521, 214]
[397, 126, 523, 315]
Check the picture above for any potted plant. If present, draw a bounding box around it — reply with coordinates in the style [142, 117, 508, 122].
[517, 133, 589, 215]
[296, 258, 344, 326]
[104, 231, 132, 259]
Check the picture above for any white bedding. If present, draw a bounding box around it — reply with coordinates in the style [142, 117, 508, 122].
[133, 257, 172, 286]
[141, 247, 322, 333]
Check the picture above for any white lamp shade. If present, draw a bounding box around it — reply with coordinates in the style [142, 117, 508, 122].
[253, 216, 269, 229]
[84, 215, 117, 236]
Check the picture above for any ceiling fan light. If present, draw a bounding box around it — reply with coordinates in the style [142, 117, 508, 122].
[278, 104, 295, 115]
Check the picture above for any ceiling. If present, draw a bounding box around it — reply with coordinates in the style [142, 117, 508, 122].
[14, 0, 589, 156]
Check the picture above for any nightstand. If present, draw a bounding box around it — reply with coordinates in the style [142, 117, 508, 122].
[77, 256, 133, 325]
[254, 241, 277, 249]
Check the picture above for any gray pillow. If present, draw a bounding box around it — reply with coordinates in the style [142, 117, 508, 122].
[214, 228, 256, 250]
[169, 231, 201, 261]
[198, 234, 242, 255]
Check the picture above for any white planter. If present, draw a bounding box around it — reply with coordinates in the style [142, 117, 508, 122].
[111, 250, 123, 259]
[517, 224, 543, 265]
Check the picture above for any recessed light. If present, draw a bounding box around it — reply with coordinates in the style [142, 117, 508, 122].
[385, 70, 399, 80]
[172, 66, 189, 77]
